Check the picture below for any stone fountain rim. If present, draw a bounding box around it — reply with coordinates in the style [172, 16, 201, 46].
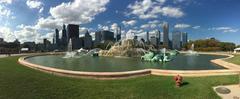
[18, 52, 240, 80]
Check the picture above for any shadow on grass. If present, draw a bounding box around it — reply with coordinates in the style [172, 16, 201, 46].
[181, 82, 189, 87]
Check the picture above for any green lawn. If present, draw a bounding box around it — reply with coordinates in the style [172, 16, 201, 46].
[0, 56, 238, 99]
[226, 54, 240, 65]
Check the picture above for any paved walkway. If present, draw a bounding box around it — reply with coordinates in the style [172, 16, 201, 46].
[213, 84, 240, 99]
[0, 54, 9, 58]
[0, 54, 27, 58]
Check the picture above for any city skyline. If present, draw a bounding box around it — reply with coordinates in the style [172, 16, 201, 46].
[0, 0, 240, 44]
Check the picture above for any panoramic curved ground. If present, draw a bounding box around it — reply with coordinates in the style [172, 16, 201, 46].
[0, 56, 239, 99]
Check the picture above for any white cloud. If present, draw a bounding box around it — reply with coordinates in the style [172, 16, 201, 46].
[0, 5, 12, 18]
[98, 24, 109, 30]
[49, 0, 110, 24]
[0, 25, 51, 43]
[127, 0, 184, 19]
[124, 29, 144, 39]
[97, 23, 119, 32]
[160, 7, 184, 18]
[0, 0, 12, 4]
[110, 23, 118, 30]
[0, 27, 15, 42]
[14, 25, 39, 43]
[140, 20, 161, 29]
[210, 27, 239, 33]
[122, 20, 137, 27]
[79, 27, 88, 36]
[39, 7, 44, 13]
[174, 23, 191, 29]
[36, 0, 110, 30]
[14, 24, 54, 43]
[192, 26, 200, 29]
[26, 0, 44, 13]
[173, 0, 186, 3]
[26, 0, 42, 9]
[36, 17, 62, 30]
[157, 0, 166, 3]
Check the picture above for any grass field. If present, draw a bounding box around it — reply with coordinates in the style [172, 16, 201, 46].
[0, 56, 238, 99]
[226, 54, 240, 65]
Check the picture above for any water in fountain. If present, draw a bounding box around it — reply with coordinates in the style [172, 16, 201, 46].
[187, 43, 198, 55]
[63, 38, 77, 58]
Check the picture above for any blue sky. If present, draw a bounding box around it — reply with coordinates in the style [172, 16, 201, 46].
[0, 0, 239, 44]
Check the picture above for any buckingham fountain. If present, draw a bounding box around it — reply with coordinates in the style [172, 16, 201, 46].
[98, 34, 147, 57]
[63, 32, 179, 63]
[97, 32, 179, 62]
[23, 31, 226, 73]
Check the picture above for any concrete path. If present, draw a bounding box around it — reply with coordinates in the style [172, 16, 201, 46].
[213, 84, 240, 99]
[0, 54, 27, 58]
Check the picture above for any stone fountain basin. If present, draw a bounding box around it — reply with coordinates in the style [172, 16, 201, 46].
[18, 52, 240, 79]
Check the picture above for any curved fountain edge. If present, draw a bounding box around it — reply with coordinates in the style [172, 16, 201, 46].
[18, 52, 240, 79]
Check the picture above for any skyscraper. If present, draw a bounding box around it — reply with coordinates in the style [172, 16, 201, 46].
[156, 30, 161, 48]
[55, 29, 60, 47]
[146, 31, 149, 43]
[163, 22, 169, 48]
[67, 24, 80, 50]
[150, 36, 158, 46]
[101, 30, 114, 42]
[84, 31, 93, 49]
[94, 30, 114, 45]
[61, 24, 68, 49]
[116, 26, 121, 42]
[172, 31, 182, 50]
[181, 32, 188, 47]
[95, 31, 102, 45]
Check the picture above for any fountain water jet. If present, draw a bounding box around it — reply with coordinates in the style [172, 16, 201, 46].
[63, 38, 77, 58]
[99, 32, 147, 57]
[186, 43, 198, 55]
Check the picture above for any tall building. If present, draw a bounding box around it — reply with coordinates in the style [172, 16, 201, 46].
[181, 32, 188, 47]
[0, 38, 3, 43]
[150, 36, 158, 46]
[163, 22, 169, 48]
[146, 31, 149, 43]
[61, 24, 68, 49]
[55, 29, 60, 47]
[67, 24, 80, 50]
[156, 30, 161, 48]
[84, 31, 93, 49]
[172, 31, 182, 50]
[95, 31, 102, 45]
[95, 30, 114, 45]
[116, 26, 121, 42]
[43, 39, 51, 51]
[101, 30, 114, 42]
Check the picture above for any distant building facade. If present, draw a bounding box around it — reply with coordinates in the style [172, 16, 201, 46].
[156, 30, 161, 48]
[95, 30, 114, 45]
[61, 24, 68, 50]
[172, 31, 182, 50]
[150, 36, 158, 46]
[163, 22, 169, 48]
[146, 31, 150, 44]
[55, 29, 60, 48]
[83, 31, 93, 49]
[67, 24, 81, 50]
[181, 32, 188, 47]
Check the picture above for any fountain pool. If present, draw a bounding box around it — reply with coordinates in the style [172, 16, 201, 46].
[25, 53, 226, 72]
